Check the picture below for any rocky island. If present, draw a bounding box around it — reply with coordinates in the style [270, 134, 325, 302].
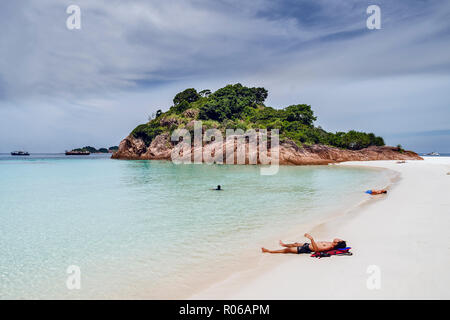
[71, 146, 119, 154]
[112, 84, 422, 164]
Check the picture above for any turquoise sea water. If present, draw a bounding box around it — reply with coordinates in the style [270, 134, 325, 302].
[0, 154, 391, 299]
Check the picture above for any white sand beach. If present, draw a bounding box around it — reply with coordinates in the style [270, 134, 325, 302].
[192, 157, 450, 299]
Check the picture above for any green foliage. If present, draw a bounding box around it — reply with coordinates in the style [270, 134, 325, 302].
[73, 146, 98, 153]
[222, 119, 251, 132]
[284, 104, 316, 126]
[327, 131, 385, 150]
[108, 146, 119, 151]
[173, 88, 200, 105]
[202, 120, 221, 130]
[73, 146, 111, 153]
[198, 83, 268, 121]
[198, 102, 227, 122]
[173, 100, 190, 114]
[131, 121, 164, 146]
[128, 83, 385, 150]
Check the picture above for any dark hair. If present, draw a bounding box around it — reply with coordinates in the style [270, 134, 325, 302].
[383, 190, 387, 194]
[334, 241, 346, 249]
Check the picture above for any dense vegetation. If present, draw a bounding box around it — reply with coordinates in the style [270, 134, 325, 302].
[73, 146, 119, 153]
[131, 84, 385, 150]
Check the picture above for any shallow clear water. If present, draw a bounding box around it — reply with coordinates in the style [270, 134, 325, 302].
[0, 154, 390, 299]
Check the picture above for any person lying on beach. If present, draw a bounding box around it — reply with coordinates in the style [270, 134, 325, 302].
[261, 233, 346, 254]
[365, 189, 387, 195]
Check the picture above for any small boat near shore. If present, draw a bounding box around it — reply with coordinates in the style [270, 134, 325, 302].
[424, 152, 440, 156]
[65, 150, 91, 156]
[11, 151, 30, 156]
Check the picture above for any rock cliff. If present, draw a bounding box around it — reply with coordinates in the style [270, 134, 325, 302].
[111, 134, 423, 164]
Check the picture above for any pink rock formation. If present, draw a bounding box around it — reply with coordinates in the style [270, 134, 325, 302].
[111, 134, 423, 164]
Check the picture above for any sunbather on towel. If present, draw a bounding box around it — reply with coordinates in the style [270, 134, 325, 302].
[365, 189, 387, 195]
[261, 233, 346, 254]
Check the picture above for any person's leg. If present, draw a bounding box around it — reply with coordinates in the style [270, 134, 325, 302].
[279, 240, 303, 247]
[261, 247, 298, 254]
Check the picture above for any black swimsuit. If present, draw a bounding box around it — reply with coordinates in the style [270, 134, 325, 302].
[297, 243, 312, 254]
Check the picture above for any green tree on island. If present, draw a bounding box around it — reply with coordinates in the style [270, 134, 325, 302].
[131, 83, 387, 150]
[72, 146, 119, 153]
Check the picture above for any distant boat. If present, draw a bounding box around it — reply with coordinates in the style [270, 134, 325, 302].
[11, 151, 30, 156]
[65, 150, 90, 156]
[425, 152, 440, 156]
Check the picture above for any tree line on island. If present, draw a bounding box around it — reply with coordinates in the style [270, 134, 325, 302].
[131, 83, 388, 151]
[71, 146, 119, 153]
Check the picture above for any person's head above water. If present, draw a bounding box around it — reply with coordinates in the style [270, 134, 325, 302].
[216, 185, 221, 190]
[333, 238, 346, 249]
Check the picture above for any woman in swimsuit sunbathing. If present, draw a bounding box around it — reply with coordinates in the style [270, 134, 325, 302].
[366, 189, 387, 195]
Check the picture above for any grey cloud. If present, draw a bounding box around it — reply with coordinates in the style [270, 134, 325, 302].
[0, 0, 449, 152]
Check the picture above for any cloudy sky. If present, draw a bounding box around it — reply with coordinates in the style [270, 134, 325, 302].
[0, 0, 449, 153]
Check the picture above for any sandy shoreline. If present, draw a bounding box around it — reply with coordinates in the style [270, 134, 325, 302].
[192, 157, 450, 299]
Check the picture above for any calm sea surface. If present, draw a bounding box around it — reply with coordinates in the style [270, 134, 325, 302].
[0, 153, 391, 298]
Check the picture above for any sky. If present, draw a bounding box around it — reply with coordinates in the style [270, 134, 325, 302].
[0, 0, 449, 153]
